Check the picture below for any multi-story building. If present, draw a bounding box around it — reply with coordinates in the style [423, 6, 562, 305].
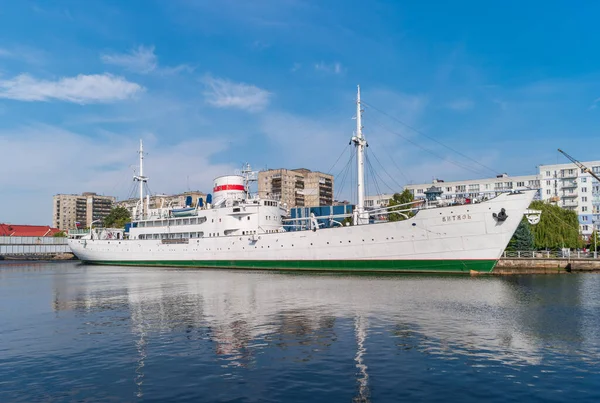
[398, 159, 600, 238]
[538, 160, 600, 236]
[364, 194, 396, 210]
[258, 169, 334, 208]
[403, 174, 541, 205]
[53, 192, 116, 231]
[117, 191, 206, 219]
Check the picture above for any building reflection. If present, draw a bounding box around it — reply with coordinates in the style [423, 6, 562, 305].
[49, 267, 600, 397]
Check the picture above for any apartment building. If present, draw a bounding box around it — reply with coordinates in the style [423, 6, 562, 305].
[400, 158, 600, 237]
[364, 194, 396, 210]
[258, 168, 334, 208]
[538, 160, 600, 236]
[404, 174, 541, 204]
[53, 192, 116, 231]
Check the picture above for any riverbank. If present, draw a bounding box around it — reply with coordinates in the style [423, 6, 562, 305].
[0, 253, 76, 261]
[494, 257, 600, 275]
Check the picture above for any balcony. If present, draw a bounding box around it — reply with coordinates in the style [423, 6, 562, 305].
[561, 181, 577, 189]
[561, 192, 578, 198]
[563, 200, 578, 208]
[560, 172, 577, 179]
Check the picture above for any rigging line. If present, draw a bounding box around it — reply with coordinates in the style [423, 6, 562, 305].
[367, 154, 385, 200]
[365, 151, 382, 200]
[351, 149, 355, 205]
[337, 152, 353, 198]
[367, 147, 405, 191]
[334, 148, 355, 201]
[368, 117, 490, 177]
[365, 150, 392, 195]
[369, 143, 410, 183]
[369, 154, 396, 195]
[326, 144, 352, 175]
[362, 100, 500, 176]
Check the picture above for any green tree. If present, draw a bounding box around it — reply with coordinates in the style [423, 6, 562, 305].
[588, 230, 599, 252]
[528, 200, 583, 250]
[387, 189, 415, 222]
[103, 206, 131, 228]
[342, 216, 353, 226]
[507, 219, 534, 251]
[53, 231, 67, 238]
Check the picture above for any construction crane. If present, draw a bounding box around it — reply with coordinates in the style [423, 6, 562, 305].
[558, 149, 600, 182]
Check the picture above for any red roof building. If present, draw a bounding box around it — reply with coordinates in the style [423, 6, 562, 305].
[0, 224, 62, 237]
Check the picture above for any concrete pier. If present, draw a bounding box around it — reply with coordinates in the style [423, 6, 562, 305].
[0, 236, 71, 260]
[494, 258, 600, 275]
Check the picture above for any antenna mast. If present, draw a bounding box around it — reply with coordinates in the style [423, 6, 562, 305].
[352, 85, 367, 224]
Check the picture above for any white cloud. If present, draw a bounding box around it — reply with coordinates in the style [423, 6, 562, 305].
[101, 45, 158, 74]
[446, 98, 474, 111]
[101, 45, 195, 76]
[0, 125, 235, 225]
[0, 73, 143, 103]
[314, 62, 343, 74]
[202, 75, 271, 112]
[0, 45, 47, 65]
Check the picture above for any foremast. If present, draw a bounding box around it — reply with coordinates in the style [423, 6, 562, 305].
[352, 85, 368, 225]
[133, 139, 148, 220]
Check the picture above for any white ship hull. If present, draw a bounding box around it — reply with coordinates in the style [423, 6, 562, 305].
[68, 190, 535, 273]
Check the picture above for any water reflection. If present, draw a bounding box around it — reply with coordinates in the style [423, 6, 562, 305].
[47, 269, 600, 367]
[5, 263, 594, 401]
[353, 315, 370, 403]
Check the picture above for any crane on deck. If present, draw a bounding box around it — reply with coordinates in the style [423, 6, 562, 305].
[558, 149, 600, 182]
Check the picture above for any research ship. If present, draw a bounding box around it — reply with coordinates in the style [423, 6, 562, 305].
[68, 86, 537, 273]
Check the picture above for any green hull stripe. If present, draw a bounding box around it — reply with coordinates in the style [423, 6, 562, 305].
[80, 259, 497, 273]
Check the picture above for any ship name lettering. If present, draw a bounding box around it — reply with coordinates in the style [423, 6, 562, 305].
[442, 214, 472, 223]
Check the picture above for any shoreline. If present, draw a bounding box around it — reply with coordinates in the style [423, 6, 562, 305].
[494, 257, 600, 274]
[2, 254, 599, 274]
[0, 253, 76, 262]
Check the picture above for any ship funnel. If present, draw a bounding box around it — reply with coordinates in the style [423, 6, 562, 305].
[212, 175, 245, 205]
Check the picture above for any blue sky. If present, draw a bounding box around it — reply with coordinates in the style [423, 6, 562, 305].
[1, 0, 600, 225]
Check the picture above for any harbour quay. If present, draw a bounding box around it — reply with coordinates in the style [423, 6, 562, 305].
[0, 236, 72, 260]
[496, 250, 600, 274]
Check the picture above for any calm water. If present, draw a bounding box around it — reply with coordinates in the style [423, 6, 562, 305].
[1, 262, 600, 402]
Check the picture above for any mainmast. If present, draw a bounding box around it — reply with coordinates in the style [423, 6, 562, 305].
[134, 139, 148, 220]
[352, 85, 367, 225]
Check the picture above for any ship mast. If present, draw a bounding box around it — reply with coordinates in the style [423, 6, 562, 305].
[134, 139, 148, 220]
[352, 85, 367, 225]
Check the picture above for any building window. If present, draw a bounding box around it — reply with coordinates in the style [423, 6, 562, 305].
[582, 197, 588, 202]
[582, 187, 588, 193]
[417, 189, 424, 194]
[583, 216, 589, 221]
[582, 206, 588, 212]
[517, 182, 524, 187]
[546, 180, 551, 186]
[546, 189, 551, 195]
[582, 177, 587, 183]
[546, 171, 551, 177]
[583, 225, 589, 231]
